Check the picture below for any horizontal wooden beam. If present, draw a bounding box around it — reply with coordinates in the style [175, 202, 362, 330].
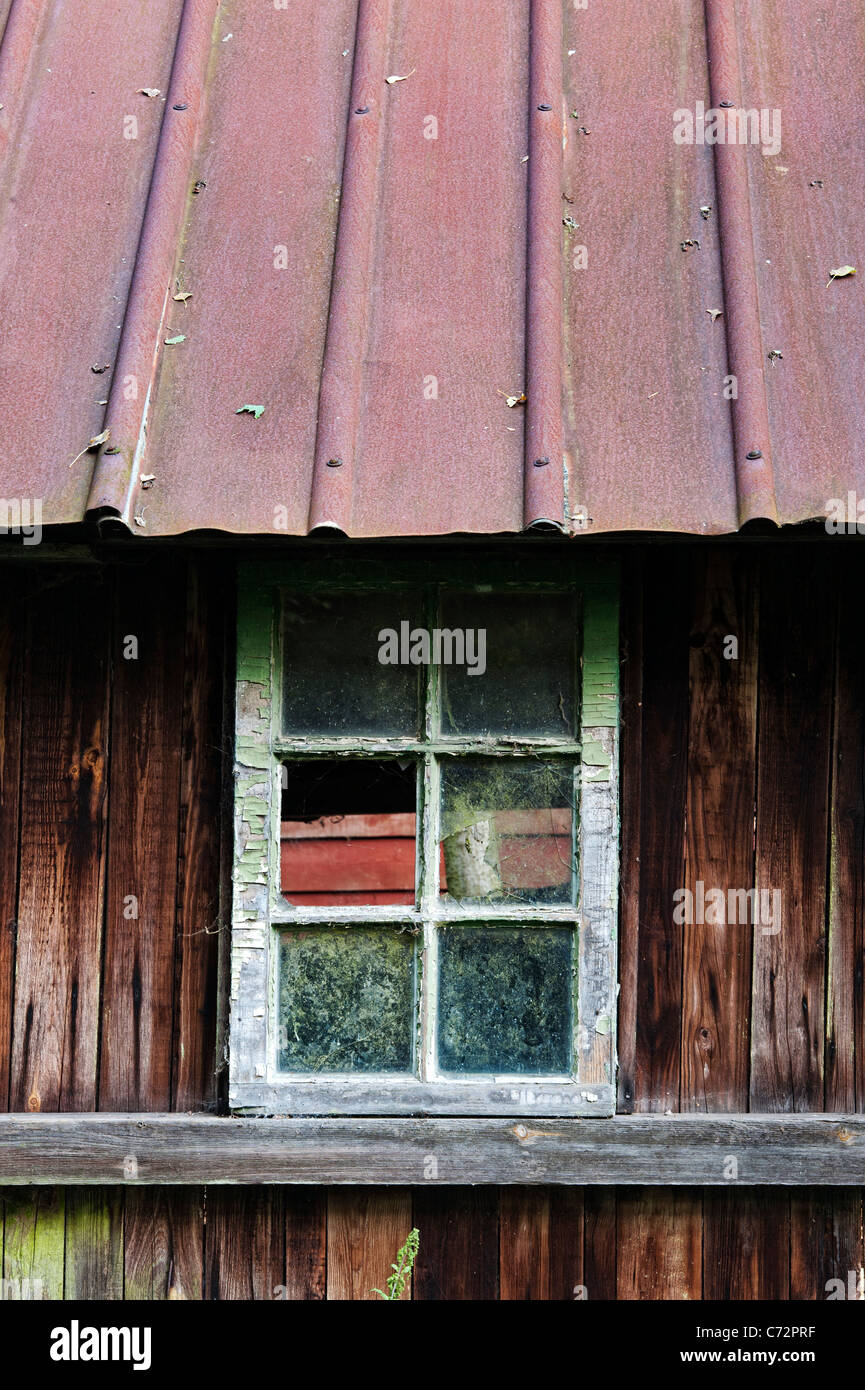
[0, 1113, 863, 1185]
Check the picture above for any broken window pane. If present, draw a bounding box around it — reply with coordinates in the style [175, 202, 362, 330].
[281, 759, 417, 906]
[282, 591, 421, 736]
[437, 926, 572, 1074]
[277, 928, 415, 1072]
[440, 592, 577, 737]
[439, 759, 576, 905]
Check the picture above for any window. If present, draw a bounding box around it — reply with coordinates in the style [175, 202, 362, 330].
[230, 554, 619, 1115]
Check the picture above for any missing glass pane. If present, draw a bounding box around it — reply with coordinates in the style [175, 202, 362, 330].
[282, 591, 421, 735]
[281, 759, 417, 905]
[440, 592, 577, 737]
[437, 926, 572, 1074]
[278, 927, 415, 1073]
[439, 759, 576, 905]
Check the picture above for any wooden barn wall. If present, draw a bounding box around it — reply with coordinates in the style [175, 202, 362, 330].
[0, 543, 863, 1300]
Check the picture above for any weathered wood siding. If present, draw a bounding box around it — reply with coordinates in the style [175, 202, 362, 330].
[1, 542, 862, 1299]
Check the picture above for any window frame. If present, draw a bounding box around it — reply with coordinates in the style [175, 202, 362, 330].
[229, 553, 620, 1116]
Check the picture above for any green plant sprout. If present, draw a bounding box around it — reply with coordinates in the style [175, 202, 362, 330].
[372, 1228, 419, 1301]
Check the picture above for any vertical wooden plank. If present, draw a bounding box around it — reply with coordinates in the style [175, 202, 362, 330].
[634, 550, 691, 1112]
[582, 1188, 616, 1300]
[412, 1188, 498, 1300]
[826, 549, 865, 1113]
[204, 1189, 285, 1300]
[751, 551, 833, 1112]
[682, 551, 758, 1112]
[100, 556, 185, 1111]
[123, 1188, 204, 1300]
[11, 569, 110, 1112]
[499, 1188, 549, 1300]
[0, 569, 24, 1111]
[64, 1188, 124, 1299]
[548, 1188, 584, 1299]
[2, 1187, 65, 1299]
[790, 1190, 864, 1301]
[617, 552, 643, 1112]
[281, 1190, 326, 1300]
[327, 1189, 413, 1300]
[616, 1189, 702, 1300]
[174, 556, 228, 1111]
[703, 1189, 789, 1299]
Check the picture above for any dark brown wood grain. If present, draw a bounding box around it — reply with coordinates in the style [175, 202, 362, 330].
[123, 1187, 204, 1299]
[499, 1187, 550, 1299]
[204, 1188, 285, 1300]
[682, 551, 758, 1112]
[582, 1187, 616, 1299]
[412, 1188, 499, 1299]
[703, 1188, 789, 1298]
[281, 1189, 326, 1299]
[100, 557, 185, 1110]
[617, 1189, 702, 1299]
[0, 568, 24, 1110]
[789, 1189, 864, 1300]
[826, 550, 865, 1113]
[751, 552, 834, 1112]
[173, 555, 228, 1111]
[634, 550, 692, 1112]
[11, 569, 111, 1111]
[326, 1189, 412, 1300]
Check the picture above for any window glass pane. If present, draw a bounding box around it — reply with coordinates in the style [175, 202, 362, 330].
[440, 592, 577, 737]
[437, 926, 572, 1074]
[277, 928, 415, 1072]
[281, 759, 417, 906]
[282, 591, 420, 735]
[439, 759, 576, 905]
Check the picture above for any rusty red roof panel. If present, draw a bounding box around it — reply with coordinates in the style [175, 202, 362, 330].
[0, 0, 862, 538]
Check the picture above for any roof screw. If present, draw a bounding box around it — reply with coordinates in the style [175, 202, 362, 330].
[719, 100, 734, 108]
[746, 448, 763, 460]
[537, 103, 552, 111]
[173, 103, 188, 111]
[326, 458, 343, 468]
[354, 106, 370, 115]
[533, 457, 551, 468]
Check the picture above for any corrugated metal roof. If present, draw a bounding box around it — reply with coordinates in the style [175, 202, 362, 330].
[0, 0, 862, 538]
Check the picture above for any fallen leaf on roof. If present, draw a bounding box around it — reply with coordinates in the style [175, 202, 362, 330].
[140, 474, 156, 488]
[827, 265, 856, 286]
[768, 348, 784, 362]
[133, 514, 146, 527]
[700, 205, 712, 219]
[236, 404, 265, 418]
[138, 88, 160, 98]
[164, 334, 186, 345]
[707, 308, 723, 321]
[385, 68, 415, 84]
[563, 214, 579, 231]
[497, 390, 526, 408]
[90, 363, 110, 373]
[172, 290, 193, 302]
[68, 429, 110, 468]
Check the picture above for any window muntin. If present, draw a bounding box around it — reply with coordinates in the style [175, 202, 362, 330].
[230, 557, 619, 1117]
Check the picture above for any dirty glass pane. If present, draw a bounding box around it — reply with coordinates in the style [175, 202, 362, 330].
[437, 926, 572, 1074]
[439, 759, 576, 905]
[277, 928, 415, 1072]
[440, 592, 577, 737]
[281, 759, 417, 906]
[282, 591, 420, 736]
